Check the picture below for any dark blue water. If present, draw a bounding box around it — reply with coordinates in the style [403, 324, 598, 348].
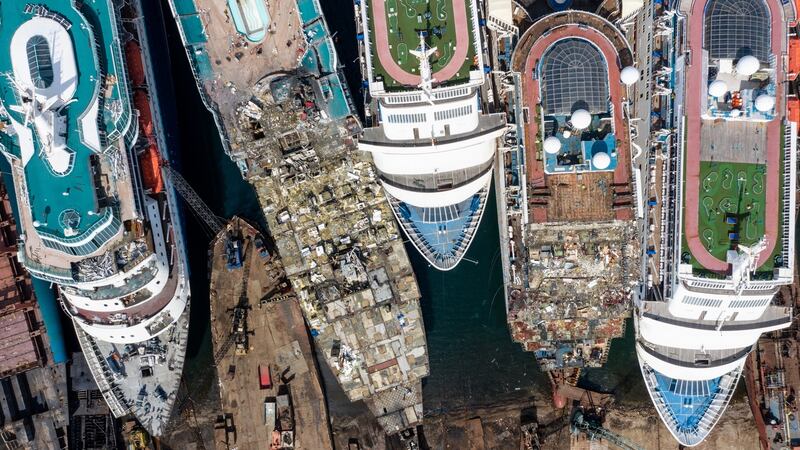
[410, 187, 550, 411]
[159, 0, 643, 410]
[155, 0, 264, 401]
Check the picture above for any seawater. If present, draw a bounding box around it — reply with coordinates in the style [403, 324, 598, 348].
[160, 0, 643, 410]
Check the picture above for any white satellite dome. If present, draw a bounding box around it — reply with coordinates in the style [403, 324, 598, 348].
[708, 79, 728, 98]
[736, 55, 759, 76]
[754, 94, 775, 112]
[571, 109, 591, 129]
[620, 66, 640, 85]
[592, 152, 611, 170]
[543, 136, 562, 154]
[32, 220, 40, 228]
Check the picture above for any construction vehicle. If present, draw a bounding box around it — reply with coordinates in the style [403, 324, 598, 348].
[277, 393, 294, 432]
[212, 236, 255, 365]
[260, 364, 272, 389]
[165, 166, 224, 235]
[571, 407, 644, 450]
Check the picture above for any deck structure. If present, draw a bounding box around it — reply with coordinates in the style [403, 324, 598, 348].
[0, 0, 193, 436]
[504, 11, 639, 378]
[168, 0, 429, 440]
[636, 0, 798, 446]
[357, 0, 506, 270]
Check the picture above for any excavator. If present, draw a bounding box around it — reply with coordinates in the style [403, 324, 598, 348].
[570, 406, 645, 450]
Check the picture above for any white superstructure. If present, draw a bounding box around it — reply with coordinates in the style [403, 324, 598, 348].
[636, 0, 797, 446]
[357, 0, 505, 270]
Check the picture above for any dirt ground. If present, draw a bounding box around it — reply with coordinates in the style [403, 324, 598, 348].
[543, 398, 759, 450]
[414, 392, 759, 450]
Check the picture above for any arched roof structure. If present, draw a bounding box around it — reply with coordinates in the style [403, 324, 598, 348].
[540, 38, 609, 115]
[704, 0, 770, 62]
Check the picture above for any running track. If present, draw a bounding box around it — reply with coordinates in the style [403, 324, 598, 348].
[683, 0, 783, 272]
[522, 25, 633, 223]
[370, 0, 470, 85]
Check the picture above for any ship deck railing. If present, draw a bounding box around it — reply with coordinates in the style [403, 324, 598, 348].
[74, 327, 129, 417]
[780, 120, 796, 272]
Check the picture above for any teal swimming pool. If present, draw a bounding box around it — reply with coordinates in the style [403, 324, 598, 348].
[297, 0, 322, 25]
[227, 0, 270, 43]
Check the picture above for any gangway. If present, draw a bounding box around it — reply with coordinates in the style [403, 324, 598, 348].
[571, 408, 644, 450]
[164, 166, 225, 235]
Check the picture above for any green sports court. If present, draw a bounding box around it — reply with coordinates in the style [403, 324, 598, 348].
[367, 0, 476, 89]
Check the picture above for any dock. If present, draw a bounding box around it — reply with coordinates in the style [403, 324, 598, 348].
[0, 181, 69, 449]
[745, 284, 800, 450]
[209, 216, 332, 450]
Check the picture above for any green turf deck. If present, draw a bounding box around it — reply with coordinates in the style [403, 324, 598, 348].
[697, 161, 766, 259]
[682, 158, 781, 277]
[368, 0, 476, 89]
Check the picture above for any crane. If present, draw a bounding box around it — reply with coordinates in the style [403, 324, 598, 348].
[571, 408, 644, 450]
[213, 237, 254, 366]
[164, 166, 224, 235]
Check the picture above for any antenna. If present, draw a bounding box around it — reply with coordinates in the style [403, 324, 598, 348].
[409, 33, 437, 105]
[719, 237, 769, 330]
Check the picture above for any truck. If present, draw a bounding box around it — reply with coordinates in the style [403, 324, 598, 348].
[259, 364, 272, 389]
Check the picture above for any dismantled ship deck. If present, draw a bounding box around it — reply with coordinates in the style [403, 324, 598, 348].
[169, 0, 430, 439]
[209, 217, 332, 450]
[500, 11, 640, 380]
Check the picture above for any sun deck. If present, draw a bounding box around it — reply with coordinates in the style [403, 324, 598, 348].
[0, 1, 136, 258]
[513, 13, 636, 225]
[506, 11, 638, 372]
[362, 0, 479, 90]
[678, 0, 793, 279]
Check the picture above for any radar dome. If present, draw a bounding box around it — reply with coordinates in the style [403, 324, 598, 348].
[571, 109, 591, 129]
[592, 152, 611, 170]
[620, 66, 640, 85]
[543, 136, 562, 154]
[754, 94, 775, 112]
[708, 80, 728, 98]
[736, 55, 759, 76]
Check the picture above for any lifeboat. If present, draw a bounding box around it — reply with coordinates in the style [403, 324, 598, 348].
[139, 144, 163, 194]
[789, 97, 800, 125]
[790, 37, 800, 81]
[134, 90, 154, 139]
[125, 40, 146, 87]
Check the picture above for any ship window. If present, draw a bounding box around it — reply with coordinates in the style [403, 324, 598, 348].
[705, 0, 770, 62]
[26, 35, 54, 89]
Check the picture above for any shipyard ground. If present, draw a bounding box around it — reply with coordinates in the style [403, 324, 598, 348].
[563, 396, 759, 450]
[394, 386, 757, 449]
[208, 218, 332, 450]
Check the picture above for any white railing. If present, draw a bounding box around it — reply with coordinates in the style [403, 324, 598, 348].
[780, 121, 796, 272]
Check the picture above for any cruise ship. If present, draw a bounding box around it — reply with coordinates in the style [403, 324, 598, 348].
[501, 10, 640, 401]
[168, 0, 430, 439]
[356, 0, 506, 271]
[637, 0, 796, 445]
[0, 1, 191, 436]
